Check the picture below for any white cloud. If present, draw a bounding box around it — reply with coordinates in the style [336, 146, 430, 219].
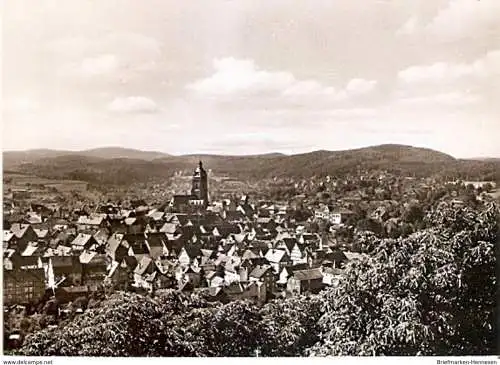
[51, 32, 163, 81]
[187, 57, 295, 96]
[398, 49, 500, 84]
[282, 80, 335, 96]
[108, 96, 158, 114]
[396, 92, 482, 107]
[187, 57, 377, 103]
[346, 78, 377, 96]
[58, 54, 119, 78]
[81, 54, 119, 76]
[426, 0, 500, 40]
[396, 16, 419, 36]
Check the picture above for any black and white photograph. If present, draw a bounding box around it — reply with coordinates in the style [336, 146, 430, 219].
[2, 0, 499, 361]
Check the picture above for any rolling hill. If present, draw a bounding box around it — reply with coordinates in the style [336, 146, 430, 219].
[4, 144, 499, 186]
[3, 147, 170, 169]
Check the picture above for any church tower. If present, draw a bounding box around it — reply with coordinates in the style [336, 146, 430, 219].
[191, 161, 208, 207]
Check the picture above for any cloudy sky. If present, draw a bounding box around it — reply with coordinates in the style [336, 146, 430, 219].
[3, 0, 499, 157]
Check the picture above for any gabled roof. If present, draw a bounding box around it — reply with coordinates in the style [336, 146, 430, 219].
[93, 229, 109, 245]
[256, 217, 273, 224]
[249, 264, 273, 279]
[146, 232, 168, 247]
[79, 250, 97, 264]
[181, 244, 202, 259]
[124, 217, 137, 226]
[3, 231, 15, 243]
[344, 252, 367, 261]
[241, 249, 259, 261]
[106, 233, 124, 255]
[281, 237, 298, 252]
[238, 204, 255, 217]
[223, 281, 244, 295]
[121, 255, 138, 269]
[77, 215, 105, 226]
[159, 222, 177, 234]
[21, 242, 40, 257]
[201, 249, 215, 258]
[51, 255, 74, 268]
[10, 224, 31, 238]
[4, 248, 16, 259]
[232, 233, 247, 243]
[148, 211, 165, 221]
[224, 210, 246, 222]
[293, 268, 323, 281]
[197, 286, 223, 297]
[154, 258, 173, 274]
[184, 265, 201, 274]
[265, 249, 288, 263]
[325, 249, 348, 263]
[33, 228, 49, 239]
[134, 256, 154, 275]
[71, 233, 95, 248]
[323, 267, 344, 276]
[178, 280, 194, 292]
[122, 233, 147, 250]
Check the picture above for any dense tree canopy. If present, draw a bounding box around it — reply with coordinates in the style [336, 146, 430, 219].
[308, 202, 497, 356]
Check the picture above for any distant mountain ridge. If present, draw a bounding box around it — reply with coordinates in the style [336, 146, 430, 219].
[4, 144, 499, 186]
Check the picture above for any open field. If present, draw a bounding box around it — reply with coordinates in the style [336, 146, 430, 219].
[3, 171, 88, 193]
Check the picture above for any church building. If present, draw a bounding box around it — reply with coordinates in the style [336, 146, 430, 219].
[171, 161, 209, 212]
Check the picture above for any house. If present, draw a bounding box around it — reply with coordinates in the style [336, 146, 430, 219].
[33, 228, 49, 240]
[122, 233, 149, 260]
[206, 271, 225, 287]
[181, 265, 202, 287]
[80, 252, 109, 286]
[9, 224, 38, 253]
[3, 230, 16, 250]
[21, 242, 44, 258]
[223, 265, 241, 285]
[76, 214, 107, 231]
[324, 249, 349, 269]
[51, 256, 82, 286]
[93, 228, 110, 246]
[3, 267, 46, 305]
[55, 286, 90, 304]
[322, 267, 344, 286]
[287, 268, 324, 295]
[330, 208, 355, 225]
[106, 256, 137, 290]
[106, 233, 127, 261]
[249, 264, 275, 294]
[133, 256, 156, 291]
[146, 232, 169, 259]
[154, 270, 177, 290]
[343, 251, 367, 262]
[71, 233, 98, 252]
[314, 206, 354, 225]
[194, 286, 227, 302]
[223, 281, 245, 301]
[277, 263, 309, 286]
[178, 245, 202, 267]
[243, 280, 267, 304]
[264, 249, 291, 274]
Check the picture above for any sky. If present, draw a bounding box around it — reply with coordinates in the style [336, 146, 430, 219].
[2, 0, 500, 157]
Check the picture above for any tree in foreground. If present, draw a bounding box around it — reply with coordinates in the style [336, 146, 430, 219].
[308, 202, 497, 356]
